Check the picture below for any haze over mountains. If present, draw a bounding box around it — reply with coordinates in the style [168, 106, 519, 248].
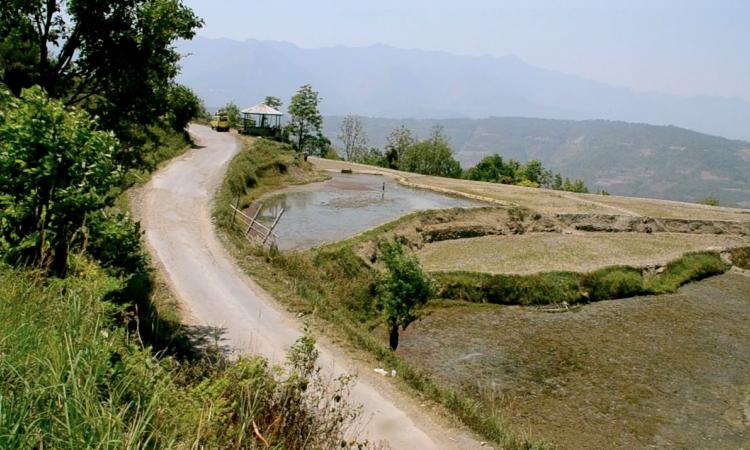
[178, 37, 750, 141]
[177, 37, 750, 207]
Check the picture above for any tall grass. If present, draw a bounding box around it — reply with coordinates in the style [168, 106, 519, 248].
[0, 263, 364, 449]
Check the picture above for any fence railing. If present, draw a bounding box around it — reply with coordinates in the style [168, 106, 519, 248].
[230, 202, 284, 247]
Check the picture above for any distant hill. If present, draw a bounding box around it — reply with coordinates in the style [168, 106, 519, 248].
[178, 37, 750, 141]
[322, 117, 750, 208]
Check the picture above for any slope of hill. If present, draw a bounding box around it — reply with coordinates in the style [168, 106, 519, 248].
[177, 37, 750, 141]
[322, 116, 750, 207]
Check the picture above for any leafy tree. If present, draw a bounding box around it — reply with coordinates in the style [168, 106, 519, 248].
[0, 0, 202, 133]
[220, 101, 240, 129]
[400, 125, 462, 178]
[465, 155, 514, 182]
[359, 147, 389, 168]
[552, 173, 564, 190]
[264, 95, 282, 110]
[520, 159, 543, 184]
[166, 84, 203, 131]
[0, 86, 121, 277]
[337, 115, 368, 161]
[384, 125, 416, 169]
[287, 84, 323, 154]
[378, 240, 435, 350]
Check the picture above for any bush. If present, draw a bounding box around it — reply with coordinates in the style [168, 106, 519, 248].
[581, 266, 644, 300]
[84, 209, 147, 274]
[436, 252, 729, 305]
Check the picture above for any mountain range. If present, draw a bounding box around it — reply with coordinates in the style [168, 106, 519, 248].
[177, 37, 750, 141]
[177, 37, 750, 207]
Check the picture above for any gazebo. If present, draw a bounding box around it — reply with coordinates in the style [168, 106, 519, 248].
[239, 103, 283, 138]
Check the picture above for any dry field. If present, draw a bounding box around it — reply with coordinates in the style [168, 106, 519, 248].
[310, 157, 750, 221]
[418, 232, 749, 274]
[399, 273, 750, 449]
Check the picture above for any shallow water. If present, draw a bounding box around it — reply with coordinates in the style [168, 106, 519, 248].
[252, 172, 484, 250]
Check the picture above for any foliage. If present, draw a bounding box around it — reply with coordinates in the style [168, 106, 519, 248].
[384, 125, 416, 169]
[434, 251, 730, 305]
[464, 154, 587, 191]
[220, 100, 240, 129]
[84, 209, 147, 275]
[337, 114, 369, 161]
[0, 86, 121, 276]
[166, 84, 203, 131]
[400, 125, 462, 178]
[264, 95, 282, 110]
[698, 196, 720, 206]
[287, 84, 324, 154]
[378, 239, 435, 350]
[0, 0, 202, 135]
[0, 264, 363, 449]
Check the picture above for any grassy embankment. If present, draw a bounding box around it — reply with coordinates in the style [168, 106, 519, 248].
[214, 138, 750, 448]
[1, 128, 362, 449]
[0, 263, 358, 449]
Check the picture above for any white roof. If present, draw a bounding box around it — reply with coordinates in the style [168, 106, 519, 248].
[241, 103, 283, 116]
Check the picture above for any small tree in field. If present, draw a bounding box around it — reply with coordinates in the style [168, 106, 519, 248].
[378, 239, 435, 350]
[337, 115, 368, 161]
[220, 101, 240, 129]
[287, 84, 323, 154]
[0, 86, 121, 277]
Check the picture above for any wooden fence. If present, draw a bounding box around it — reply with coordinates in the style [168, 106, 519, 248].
[230, 202, 284, 247]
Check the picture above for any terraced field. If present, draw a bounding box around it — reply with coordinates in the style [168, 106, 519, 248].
[399, 273, 750, 449]
[418, 232, 749, 274]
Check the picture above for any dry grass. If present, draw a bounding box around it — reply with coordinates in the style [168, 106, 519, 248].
[418, 232, 749, 274]
[399, 273, 750, 449]
[311, 158, 750, 221]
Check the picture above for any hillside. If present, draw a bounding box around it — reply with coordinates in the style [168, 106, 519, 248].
[322, 116, 750, 207]
[177, 37, 750, 141]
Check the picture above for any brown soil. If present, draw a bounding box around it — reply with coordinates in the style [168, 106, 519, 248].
[399, 273, 750, 449]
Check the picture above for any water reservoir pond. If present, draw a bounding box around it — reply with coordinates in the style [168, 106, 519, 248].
[253, 172, 485, 250]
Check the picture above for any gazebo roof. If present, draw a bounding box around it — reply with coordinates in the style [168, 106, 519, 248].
[241, 103, 283, 116]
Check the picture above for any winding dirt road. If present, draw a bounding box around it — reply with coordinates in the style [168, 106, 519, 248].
[136, 124, 482, 449]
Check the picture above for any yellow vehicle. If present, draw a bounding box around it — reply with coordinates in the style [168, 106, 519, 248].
[210, 113, 230, 132]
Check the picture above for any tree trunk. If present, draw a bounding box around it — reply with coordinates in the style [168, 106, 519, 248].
[389, 323, 400, 351]
[51, 227, 69, 278]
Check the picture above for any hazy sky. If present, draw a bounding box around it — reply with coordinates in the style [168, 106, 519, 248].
[182, 0, 750, 102]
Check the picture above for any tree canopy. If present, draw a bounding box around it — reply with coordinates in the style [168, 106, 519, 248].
[287, 84, 323, 154]
[0, 0, 202, 132]
[399, 125, 462, 178]
[0, 86, 121, 276]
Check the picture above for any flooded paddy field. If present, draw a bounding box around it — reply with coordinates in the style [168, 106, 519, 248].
[252, 172, 485, 250]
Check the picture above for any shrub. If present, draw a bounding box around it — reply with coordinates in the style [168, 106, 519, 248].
[581, 266, 644, 300]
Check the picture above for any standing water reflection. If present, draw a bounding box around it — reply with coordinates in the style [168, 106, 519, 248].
[252, 172, 485, 250]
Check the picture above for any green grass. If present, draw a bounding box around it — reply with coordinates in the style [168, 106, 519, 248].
[214, 137, 327, 229]
[0, 263, 362, 449]
[435, 251, 733, 305]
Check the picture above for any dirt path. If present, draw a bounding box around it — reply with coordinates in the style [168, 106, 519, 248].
[135, 124, 482, 449]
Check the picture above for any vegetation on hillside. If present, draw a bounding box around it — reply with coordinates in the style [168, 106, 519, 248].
[324, 116, 750, 205]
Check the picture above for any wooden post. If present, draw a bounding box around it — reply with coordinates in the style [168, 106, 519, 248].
[262, 208, 284, 245]
[231, 197, 240, 226]
[246, 203, 263, 236]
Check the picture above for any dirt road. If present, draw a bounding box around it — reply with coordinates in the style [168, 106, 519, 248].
[136, 124, 481, 449]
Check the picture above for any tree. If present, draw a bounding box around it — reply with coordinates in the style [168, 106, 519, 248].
[521, 159, 543, 184]
[264, 96, 282, 110]
[220, 101, 240, 129]
[552, 173, 564, 191]
[166, 84, 203, 132]
[287, 84, 323, 154]
[384, 125, 416, 169]
[465, 154, 514, 182]
[378, 240, 435, 350]
[337, 115, 368, 161]
[0, 0, 202, 133]
[400, 125, 462, 178]
[0, 86, 121, 277]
